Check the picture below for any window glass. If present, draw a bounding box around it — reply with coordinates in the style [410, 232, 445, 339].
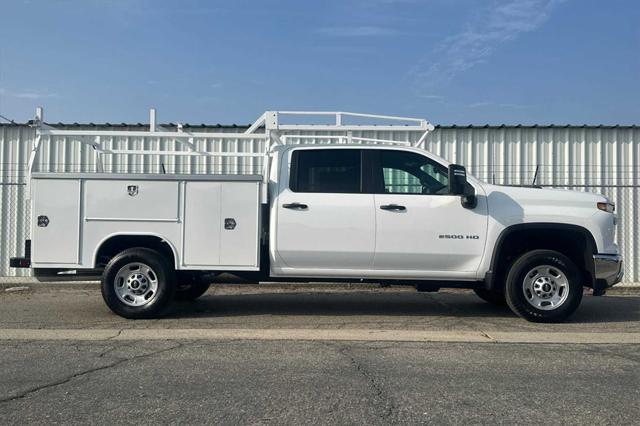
[379, 150, 448, 195]
[293, 149, 361, 193]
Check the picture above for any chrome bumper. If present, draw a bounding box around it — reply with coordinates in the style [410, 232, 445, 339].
[593, 254, 624, 287]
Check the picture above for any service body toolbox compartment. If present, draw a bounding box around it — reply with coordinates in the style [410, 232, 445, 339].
[30, 173, 262, 271]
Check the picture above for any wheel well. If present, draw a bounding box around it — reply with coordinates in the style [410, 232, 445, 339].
[489, 224, 597, 291]
[95, 235, 176, 268]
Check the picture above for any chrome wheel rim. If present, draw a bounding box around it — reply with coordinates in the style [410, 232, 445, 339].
[522, 265, 569, 311]
[114, 262, 159, 307]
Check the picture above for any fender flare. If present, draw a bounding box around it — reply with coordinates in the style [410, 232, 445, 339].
[485, 223, 597, 290]
[92, 232, 179, 269]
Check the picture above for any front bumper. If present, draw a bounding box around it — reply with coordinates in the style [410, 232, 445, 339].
[593, 254, 623, 289]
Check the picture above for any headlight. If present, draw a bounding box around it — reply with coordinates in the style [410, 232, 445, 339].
[597, 202, 615, 213]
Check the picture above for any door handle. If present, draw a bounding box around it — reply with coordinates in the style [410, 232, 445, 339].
[380, 204, 406, 211]
[283, 202, 308, 210]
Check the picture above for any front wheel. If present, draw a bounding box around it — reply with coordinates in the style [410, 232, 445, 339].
[101, 248, 176, 319]
[505, 250, 583, 323]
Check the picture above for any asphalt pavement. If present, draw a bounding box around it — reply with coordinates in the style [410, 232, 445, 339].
[0, 283, 638, 425]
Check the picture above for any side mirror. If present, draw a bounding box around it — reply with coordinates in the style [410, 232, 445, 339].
[448, 164, 477, 209]
[448, 164, 468, 195]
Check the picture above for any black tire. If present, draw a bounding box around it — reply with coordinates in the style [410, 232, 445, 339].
[101, 248, 176, 319]
[175, 272, 214, 301]
[473, 288, 506, 306]
[505, 249, 582, 323]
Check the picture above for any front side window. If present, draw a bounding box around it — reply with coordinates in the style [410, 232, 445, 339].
[291, 149, 361, 193]
[378, 150, 448, 195]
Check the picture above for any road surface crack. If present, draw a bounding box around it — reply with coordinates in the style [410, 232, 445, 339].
[107, 328, 125, 340]
[0, 341, 188, 405]
[480, 331, 496, 342]
[327, 342, 396, 420]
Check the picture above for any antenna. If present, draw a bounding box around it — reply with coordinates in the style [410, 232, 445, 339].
[532, 164, 540, 186]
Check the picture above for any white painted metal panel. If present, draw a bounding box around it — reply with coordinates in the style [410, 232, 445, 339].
[82, 221, 181, 269]
[275, 190, 376, 271]
[85, 180, 179, 221]
[31, 179, 80, 264]
[373, 192, 488, 274]
[183, 182, 222, 267]
[220, 182, 260, 266]
[182, 181, 259, 268]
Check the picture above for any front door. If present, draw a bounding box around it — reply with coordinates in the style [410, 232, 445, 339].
[274, 148, 375, 273]
[371, 149, 488, 277]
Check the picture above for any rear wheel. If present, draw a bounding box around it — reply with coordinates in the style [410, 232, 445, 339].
[473, 288, 506, 306]
[101, 248, 175, 319]
[505, 249, 582, 323]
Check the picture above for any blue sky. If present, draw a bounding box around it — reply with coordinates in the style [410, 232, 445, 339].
[0, 0, 638, 125]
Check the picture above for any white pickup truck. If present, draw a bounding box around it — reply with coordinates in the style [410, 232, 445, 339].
[11, 110, 623, 322]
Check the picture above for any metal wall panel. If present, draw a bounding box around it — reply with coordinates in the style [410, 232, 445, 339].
[0, 125, 32, 278]
[1, 124, 638, 285]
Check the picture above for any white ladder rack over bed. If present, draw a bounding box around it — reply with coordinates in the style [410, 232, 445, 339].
[27, 108, 435, 201]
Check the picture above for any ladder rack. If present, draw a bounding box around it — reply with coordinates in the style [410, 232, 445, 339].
[28, 108, 435, 184]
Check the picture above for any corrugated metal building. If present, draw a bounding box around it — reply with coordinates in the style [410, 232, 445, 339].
[1, 122, 638, 285]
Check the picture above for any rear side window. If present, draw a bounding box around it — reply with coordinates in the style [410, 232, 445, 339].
[291, 149, 361, 193]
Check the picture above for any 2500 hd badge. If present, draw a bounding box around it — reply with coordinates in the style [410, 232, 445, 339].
[439, 234, 480, 240]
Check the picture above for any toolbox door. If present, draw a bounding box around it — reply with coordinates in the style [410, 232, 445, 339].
[31, 179, 81, 265]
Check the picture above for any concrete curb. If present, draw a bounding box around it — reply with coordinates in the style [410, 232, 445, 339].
[0, 328, 638, 344]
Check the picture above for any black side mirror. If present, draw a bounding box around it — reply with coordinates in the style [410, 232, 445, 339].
[448, 164, 477, 209]
[448, 164, 468, 195]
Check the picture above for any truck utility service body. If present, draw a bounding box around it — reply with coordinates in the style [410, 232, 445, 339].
[11, 109, 623, 322]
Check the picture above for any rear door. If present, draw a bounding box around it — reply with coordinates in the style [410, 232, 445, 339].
[274, 148, 375, 273]
[371, 149, 488, 276]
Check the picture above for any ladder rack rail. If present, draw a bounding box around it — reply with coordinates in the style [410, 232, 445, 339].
[28, 108, 434, 190]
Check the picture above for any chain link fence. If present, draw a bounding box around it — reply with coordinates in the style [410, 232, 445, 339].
[561, 185, 636, 283]
[0, 181, 30, 279]
[1, 121, 638, 284]
[0, 164, 637, 284]
[472, 164, 638, 284]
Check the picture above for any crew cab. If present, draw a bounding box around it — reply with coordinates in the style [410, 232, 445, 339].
[10, 110, 623, 322]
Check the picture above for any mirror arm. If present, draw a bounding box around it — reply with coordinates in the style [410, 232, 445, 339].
[461, 184, 477, 209]
[461, 194, 477, 209]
